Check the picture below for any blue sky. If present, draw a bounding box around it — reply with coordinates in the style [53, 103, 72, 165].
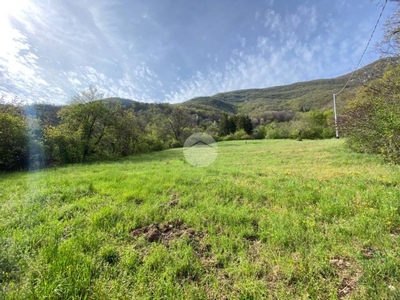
[0, 0, 396, 104]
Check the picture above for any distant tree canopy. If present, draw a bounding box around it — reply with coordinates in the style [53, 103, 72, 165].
[167, 107, 193, 145]
[261, 110, 334, 140]
[219, 114, 253, 136]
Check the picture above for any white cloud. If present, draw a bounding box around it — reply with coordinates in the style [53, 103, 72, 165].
[0, 0, 387, 105]
[264, 9, 282, 32]
[0, 9, 52, 103]
[68, 77, 82, 86]
[164, 4, 325, 103]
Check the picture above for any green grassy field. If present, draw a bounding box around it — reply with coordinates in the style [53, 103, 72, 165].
[1, 139, 400, 299]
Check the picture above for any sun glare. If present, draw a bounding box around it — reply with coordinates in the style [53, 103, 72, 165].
[0, 0, 29, 37]
[0, 0, 29, 18]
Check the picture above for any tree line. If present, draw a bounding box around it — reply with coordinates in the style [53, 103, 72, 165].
[1, 84, 340, 171]
[0, 86, 253, 171]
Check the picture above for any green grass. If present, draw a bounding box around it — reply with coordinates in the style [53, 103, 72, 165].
[1, 139, 400, 299]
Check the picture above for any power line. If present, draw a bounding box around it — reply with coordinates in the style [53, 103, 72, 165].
[333, 0, 389, 138]
[336, 0, 388, 96]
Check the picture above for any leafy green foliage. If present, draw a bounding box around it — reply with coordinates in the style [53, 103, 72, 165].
[263, 110, 334, 140]
[219, 114, 253, 137]
[37, 88, 136, 164]
[167, 107, 193, 145]
[235, 114, 253, 135]
[342, 65, 400, 163]
[0, 96, 28, 171]
[43, 123, 83, 164]
[0, 112, 27, 170]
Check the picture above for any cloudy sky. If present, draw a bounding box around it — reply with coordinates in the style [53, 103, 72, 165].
[0, 0, 396, 104]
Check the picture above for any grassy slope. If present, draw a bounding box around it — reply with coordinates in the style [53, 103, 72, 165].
[182, 57, 399, 116]
[1, 140, 400, 299]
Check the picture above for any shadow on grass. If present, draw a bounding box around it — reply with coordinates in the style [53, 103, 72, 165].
[0, 149, 185, 178]
[86, 148, 185, 167]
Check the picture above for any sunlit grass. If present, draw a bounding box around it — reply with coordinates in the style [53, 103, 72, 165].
[1, 139, 400, 299]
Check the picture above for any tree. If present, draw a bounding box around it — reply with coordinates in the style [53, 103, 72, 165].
[71, 85, 104, 104]
[228, 115, 237, 134]
[219, 114, 253, 136]
[218, 114, 237, 136]
[0, 112, 28, 170]
[235, 114, 253, 135]
[106, 109, 139, 156]
[0, 95, 28, 170]
[167, 106, 192, 144]
[342, 65, 400, 163]
[219, 114, 230, 136]
[43, 123, 83, 164]
[379, 0, 400, 56]
[44, 87, 127, 162]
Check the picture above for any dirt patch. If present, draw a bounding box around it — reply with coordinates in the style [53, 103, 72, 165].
[330, 257, 362, 299]
[125, 195, 144, 205]
[361, 247, 376, 259]
[160, 192, 180, 208]
[165, 199, 179, 208]
[134, 198, 144, 205]
[390, 227, 400, 234]
[130, 219, 219, 274]
[130, 219, 202, 246]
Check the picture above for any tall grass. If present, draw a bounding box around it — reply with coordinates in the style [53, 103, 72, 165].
[1, 139, 399, 299]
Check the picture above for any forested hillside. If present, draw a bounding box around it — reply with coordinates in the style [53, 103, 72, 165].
[19, 57, 399, 126]
[182, 57, 398, 118]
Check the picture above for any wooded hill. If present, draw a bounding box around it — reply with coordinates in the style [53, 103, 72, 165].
[181, 57, 399, 119]
[22, 57, 398, 124]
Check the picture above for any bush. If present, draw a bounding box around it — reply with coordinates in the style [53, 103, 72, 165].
[263, 111, 335, 140]
[265, 122, 290, 139]
[43, 124, 83, 164]
[252, 128, 265, 139]
[234, 129, 248, 140]
[170, 140, 183, 148]
[212, 135, 223, 142]
[0, 113, 28, 170]
[342, 65, 400, 163]
[222, 134, 236, 141]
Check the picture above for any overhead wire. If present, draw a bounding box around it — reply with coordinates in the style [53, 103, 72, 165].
[333, 0, 389, 138]
[335, 0, 389, 96]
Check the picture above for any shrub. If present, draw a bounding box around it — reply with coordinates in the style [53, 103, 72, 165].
[342, 65, 400, 163]
[0, 113, 28, 170]
[234, 129, 248, 140]
[265, 122, 290, 139]
[252, 128, 266, 139]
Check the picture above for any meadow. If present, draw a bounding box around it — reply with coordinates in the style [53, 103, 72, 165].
[1, 139, 400, 299]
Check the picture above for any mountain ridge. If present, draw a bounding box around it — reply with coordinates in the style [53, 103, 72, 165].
[180, 57, 399, 118]
[20, 57, 399, 123]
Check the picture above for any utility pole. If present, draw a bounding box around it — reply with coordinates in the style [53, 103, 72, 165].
[330, 0, 388, 140]
[333, 93, 339, 138]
